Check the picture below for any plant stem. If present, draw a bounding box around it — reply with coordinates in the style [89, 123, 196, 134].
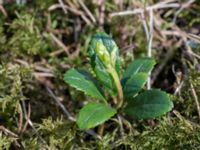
[108, 66, 123, 109]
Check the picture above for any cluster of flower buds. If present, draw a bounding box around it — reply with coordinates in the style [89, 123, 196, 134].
[89, 32, 119, 70]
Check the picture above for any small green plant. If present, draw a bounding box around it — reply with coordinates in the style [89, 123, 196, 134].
[64, 32, 173, 130]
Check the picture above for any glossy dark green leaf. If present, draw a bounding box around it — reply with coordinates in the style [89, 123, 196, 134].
[123, 73, 148, 99]
[88, 32, 121, 95]
[77, 103, 116, 130]
[122, 58, 156, 86]
[124, 89, 173, 119]
[64, 69, 105, 101]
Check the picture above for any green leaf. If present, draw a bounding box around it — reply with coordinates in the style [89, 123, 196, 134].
[89, 55, 116, 95]
[124, 89, 173, 119]
[122, 58, 156, 85]
[77, 103, 116, 130]
[64, 69, 105, 101]
[123, 73, 148, 99]
[88, 32, 121, 96]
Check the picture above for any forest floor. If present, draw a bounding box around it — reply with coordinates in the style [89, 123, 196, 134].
[0, 0, 200, 149]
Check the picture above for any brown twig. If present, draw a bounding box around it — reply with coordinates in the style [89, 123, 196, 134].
[190, 83, 200, 122]
[147, 10, 154, 89]
[21, 100, 48, 145]
[111, 1, 178, 17]
[78, 0, 96, 23]
[17, 104, 23, 134]
[117, 115, 124, 137]
[48, 3, 91, 25]
[21, 103, 31, 134]
[0, 126, 18, 138]
[173, 0, 195, 23]
[58, 0, 68, 14]
[48, 3, 82, 15]
[33, 72, 54, 77]
[50, 33, 70, 56]
[0, 0, 7, 17]
[46, 86, 76, 122]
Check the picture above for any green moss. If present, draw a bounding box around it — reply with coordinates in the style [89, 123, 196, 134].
[8, 13, 50, 56]
[0, 133, 16, 150]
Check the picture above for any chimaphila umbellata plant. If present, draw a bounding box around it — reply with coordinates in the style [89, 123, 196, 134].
[64, 32, 173, 130]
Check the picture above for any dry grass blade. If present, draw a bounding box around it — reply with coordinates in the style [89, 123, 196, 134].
[190, 83, 200, 122]
[58, 0, 68, 14]
[0, 126, 18, 138]
[111, 1, 179, 17]
[17, 104, 23, 134]
[147, 10, 154, 89]
[78, 0, 96, 23]
[21, 103, 31, 134]
[110, 0, 194, 17]
[50, 33, 70, 56]
[48, 3, 92, 25]
[46, 86, 76, 122]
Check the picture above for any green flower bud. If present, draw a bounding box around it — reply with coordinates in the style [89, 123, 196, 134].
[88, 32, 121, 96]
[110, 44, 118, 66]
[89, 32, 119, 69]
[95, 42, 111, 68]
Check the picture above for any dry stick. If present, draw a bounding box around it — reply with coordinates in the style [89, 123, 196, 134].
[141, 13, 150, 41]
[173, 0, 195, 23]
[21, 103, 31, 134]
[14, 59, 29, 66]
[33, 72, 54, 77]
[46, 86, 75, 122]
[147, 9, 154, 89]
[46, 86, 102, 140]
[190, 83, 200, 122]
[162, 29, 200, 45]
[141, 12, 151, 89]
[58, 0, 68, 14]
[17, 105, 24, 134]
[148, 9, 154, 59]
[48, 3, 91, 25]
[80, 14, 92, 25]
[50, 33, 70, 56]
[173, 64, 184, 95]
[188, 33, 200, 44]
[111, 2, 180, 17]
[50, 49, 65, 56]
[141, 9, 154, 89]
[0, 5, 7, 17]
[117, 115, 124, 137]
[48, 4, 82, 15]
[111, 0, 195, 17]
[78, 0, 96, 23]
[21, 100, 47, 145]
[65, 0, 92, 25]
[34, 66, 53, 73]
[0, 126, 18, 138]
